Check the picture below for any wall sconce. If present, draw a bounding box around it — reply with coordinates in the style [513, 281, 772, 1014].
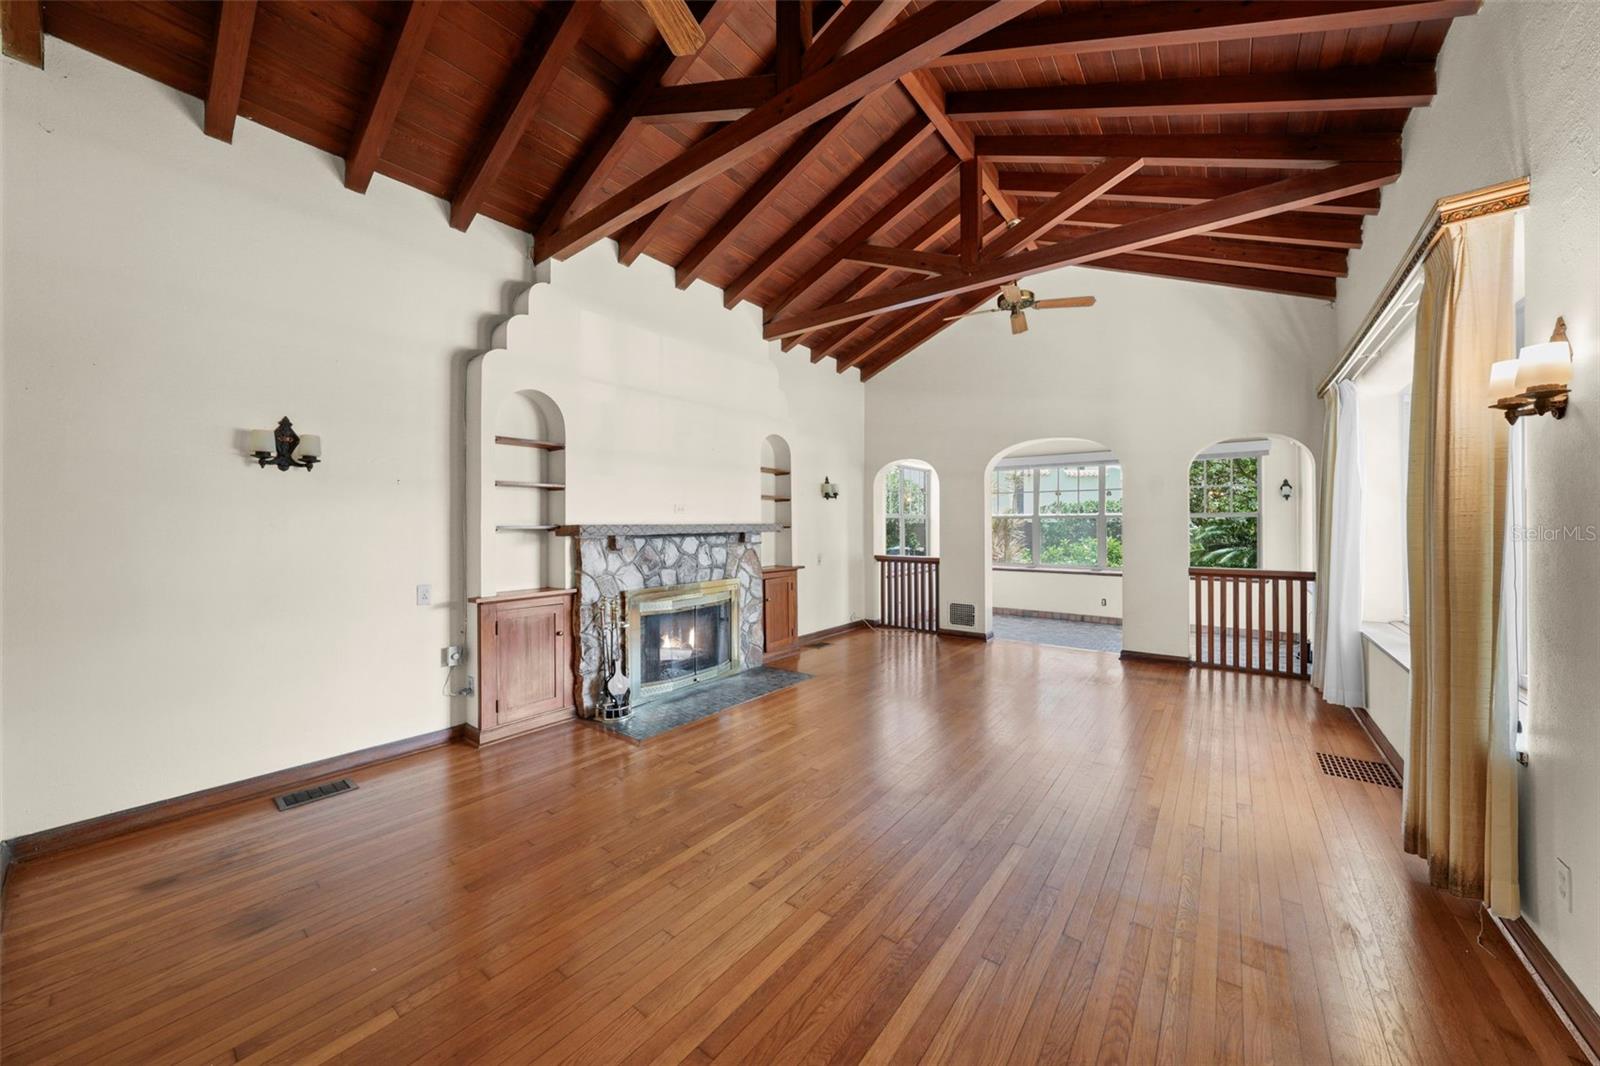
[820, 476, 839, 500]
[249, 416, 321, 471]
[1279, 478, 1293, 501]
[1489, 317, 1574, 424]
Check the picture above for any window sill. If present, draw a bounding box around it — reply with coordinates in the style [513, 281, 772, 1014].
[1361, 621, 1411, 673]
[992, 565, 1123, 577]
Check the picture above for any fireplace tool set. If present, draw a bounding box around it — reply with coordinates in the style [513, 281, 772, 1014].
[596, 595, 631, 720]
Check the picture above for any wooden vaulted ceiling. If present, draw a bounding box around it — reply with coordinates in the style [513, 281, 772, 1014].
[4, 0, 1478, 379]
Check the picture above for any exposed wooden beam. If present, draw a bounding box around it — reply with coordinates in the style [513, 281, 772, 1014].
[531, 1, 737, 241]
[450, 2, 597, 232]
[776, 0, 812, 89]
[535, 0, 1029, 264]
[854, 289, 998, 379]
[673, 103, 863, 289]
[946, 65, 1436, 122]
[636, 75, 776, 124]
[797, 203, 962, 356]
[997, 170, 1381, 216]
[829, 211, 1014, 367]
[933, 0, 1481, 68]
[641, 0, 707, 56]
[959, 159, 981, 271]
[804, 0, 913, 74]
[1083, 253, 1339, 299]
[765, 161, 1398, 338]
[976, 132, 1401, 168]
[345, 1, 441, 194]
[616, 204, 677, 266]
[980, 157, 1143, 261]
[766, 156, 956, 315]
[840, 287, 993, 373]
[723, 118, 933, 308]
[844, 246, 963, 276]
[203, 0, 258, 143]
[1, 0, 43, 68]
[1062, 202, 1365, 248]
[1046, 231, 1348, 277]
[898, 70, 1020, 223]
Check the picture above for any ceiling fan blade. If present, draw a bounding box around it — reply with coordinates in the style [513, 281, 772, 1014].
[1010, 310, 1029, 336]
[1001, 282, 1024, 304]
[1033, 296, 1096, 310]
[640, 0, 707, 56]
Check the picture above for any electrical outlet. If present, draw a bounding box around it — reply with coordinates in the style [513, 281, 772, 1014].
[442, 645, 464, 667]
[1557, 858, 1573, 912]
[415, 583, 432, 606]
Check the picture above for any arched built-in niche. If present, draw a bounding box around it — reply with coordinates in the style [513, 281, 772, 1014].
[489, 389, 568, 593]
[983, 437, 1125, 633]
[760, 434, 793, 567]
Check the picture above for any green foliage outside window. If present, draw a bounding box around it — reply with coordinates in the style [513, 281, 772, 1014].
[1188, 456, 1259, 567]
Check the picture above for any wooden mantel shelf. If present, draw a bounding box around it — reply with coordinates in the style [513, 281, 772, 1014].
[762, 565, 805, 575]
[467, 587, 576, 605]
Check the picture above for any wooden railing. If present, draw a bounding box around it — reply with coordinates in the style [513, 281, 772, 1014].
[876, 554, 939, 633]
[1190, 567, 1314, 678]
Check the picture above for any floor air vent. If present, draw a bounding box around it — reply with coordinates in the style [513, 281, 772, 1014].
[808, 641, 832, 648]
[949, 603, 976, 627]
[1317, 752, 1401, 789]
[274, 778, 357, 811]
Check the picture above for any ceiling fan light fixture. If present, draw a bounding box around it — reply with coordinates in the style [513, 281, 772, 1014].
[1010, 310, 1028, 335]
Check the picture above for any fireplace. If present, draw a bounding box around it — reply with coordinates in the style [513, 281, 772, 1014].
[626, 579, 743, 702]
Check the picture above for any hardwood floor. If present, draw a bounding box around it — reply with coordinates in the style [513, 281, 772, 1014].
[0, 630, 1583, 1064]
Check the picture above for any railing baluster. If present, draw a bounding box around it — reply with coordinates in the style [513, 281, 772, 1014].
[1186, 567, 1313, 679]
[874, 555, 941, 635]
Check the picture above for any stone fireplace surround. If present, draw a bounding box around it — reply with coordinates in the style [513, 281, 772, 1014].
[559, 523, 781, 717]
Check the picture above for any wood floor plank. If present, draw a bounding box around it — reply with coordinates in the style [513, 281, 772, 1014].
[0, 631, 1585, 1065]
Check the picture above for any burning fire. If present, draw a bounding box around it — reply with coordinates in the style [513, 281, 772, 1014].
[659, 627, 696, 661]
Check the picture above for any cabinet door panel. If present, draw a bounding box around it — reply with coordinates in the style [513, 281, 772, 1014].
[492, 601, 569, 725]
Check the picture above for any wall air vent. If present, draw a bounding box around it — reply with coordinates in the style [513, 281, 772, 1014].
[1316, 753, 1400, 789]
[949, 603, 976, 628]
[273, 778, 357, 811]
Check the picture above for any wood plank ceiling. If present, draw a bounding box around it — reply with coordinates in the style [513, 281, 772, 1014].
[7, 0, 1479, 379]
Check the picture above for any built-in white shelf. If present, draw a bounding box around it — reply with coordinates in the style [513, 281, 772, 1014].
[495, 524, 559, 532]
[762, 494, 791, 502]
[495, 480, 566, 490]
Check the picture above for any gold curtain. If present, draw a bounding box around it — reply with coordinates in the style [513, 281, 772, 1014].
[1404, 214, 1519, 915]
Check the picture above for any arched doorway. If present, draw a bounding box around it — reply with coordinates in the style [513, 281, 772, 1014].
[870, 459, 940, 627]
[1186, 433, 1317, 674]
[985, 437, 1124, 653]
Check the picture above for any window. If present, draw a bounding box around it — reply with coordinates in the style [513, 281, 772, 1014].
[884, 464, 930, 555]
[991, 461, 1122, 570]
[1189, 456, 1259, 567]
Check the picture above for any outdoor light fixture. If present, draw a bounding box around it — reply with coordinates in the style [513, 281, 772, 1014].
[1280, 478, 1293, 501]
[820, 476, 839, 500]
[1489, 317, 1574, 424]
[249, 416, 322, 471]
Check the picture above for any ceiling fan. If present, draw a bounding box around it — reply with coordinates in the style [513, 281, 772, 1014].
[947, 283, 1096, 336]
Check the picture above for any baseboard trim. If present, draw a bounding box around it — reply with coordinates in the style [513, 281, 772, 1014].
[465, 713, 570, 747]
[938, 627, 993, 640]
[1496, 913, 1600, 1064]
[1349, 705, 1405, 777]
[764, 619, 870, 662]
[5, 724, 465, 864]
[1119, 649, 1193, 667]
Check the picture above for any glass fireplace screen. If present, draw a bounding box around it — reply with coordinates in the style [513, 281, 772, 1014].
[639, 601, 734, 687]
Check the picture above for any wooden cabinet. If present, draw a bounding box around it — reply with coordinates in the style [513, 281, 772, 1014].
[473, 589, 575, 745]
[762, 566, 802, 657]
